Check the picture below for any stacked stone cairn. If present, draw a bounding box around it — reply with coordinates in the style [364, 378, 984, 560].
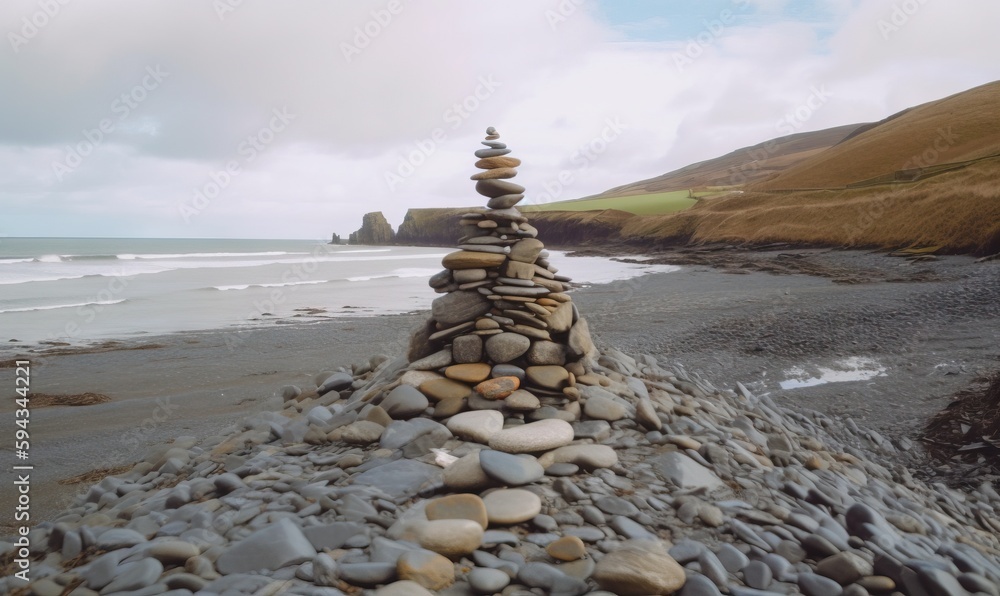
[7, 131, 1000, 596]
[413, 126, 597, 420]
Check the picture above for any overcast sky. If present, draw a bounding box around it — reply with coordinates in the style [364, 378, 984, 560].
[1, 0, 997, 239]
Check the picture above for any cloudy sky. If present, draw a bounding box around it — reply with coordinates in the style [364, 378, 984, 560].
[1, 0, 997, 239]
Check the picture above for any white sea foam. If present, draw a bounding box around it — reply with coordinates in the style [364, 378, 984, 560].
[347, 267, 441, 282]
[779, 357, 887, 390]
[0, 299, 126, 314]
[117, 251, 303, 260]
[213, 280, 329, 291]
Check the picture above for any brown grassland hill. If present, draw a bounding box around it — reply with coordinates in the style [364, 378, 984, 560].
[587, 124, 861, 197]
[382, 80, 1000, 256]
[752, 80, 1000, 190]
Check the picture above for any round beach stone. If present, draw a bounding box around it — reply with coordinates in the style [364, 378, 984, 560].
[334, 420, 385, 444]
[527, 341, 567, 366]
[381, 385, 430, 419]
[433, 395, 466, 418]
[443, 451, 492, 490]
[505, 389, 540, 411]
[417, 519, 484, 558]
[468, 567, 511, 594]
[442, 250, 506, 270]
[485, 332, 531, 363]
[445, 363, 492, 384]
[426, 493, 489, 529]
[482, 489, 542, 525]
[546, 535, 587, 561]
[447, 410, 504, 444]
[452, 268, 487, 283]
[525, 365, 570, 390]
[432, 290, 491, 327]
[475, 178, 526, 198]
[508, 238, 545, 264]
[451, 335, 484, 363]
[397, 549, 455, 591]
[148, 540, 201, 563]
[593, 540, 686, 595]
[492, 363, 525, 381]
[376, 581, 434, 596]
[419, 378, 472, 402]
[489, 418, 575, 453]
[479, 450, 545, 486]
[475, 376, 520, 400]
[583, 394, 628, 421]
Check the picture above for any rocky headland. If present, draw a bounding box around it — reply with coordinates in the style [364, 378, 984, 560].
[4, 129, 1000, 595]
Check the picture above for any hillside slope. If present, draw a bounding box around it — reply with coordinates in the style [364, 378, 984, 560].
[754, 80, 1000, 190]
[587, 124, 861, 198]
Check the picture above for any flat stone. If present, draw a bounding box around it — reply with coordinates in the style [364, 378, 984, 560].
[744, 560, 774, 589]
[445, 363, 492, 383]
[447, 410, 505, 444]
[475, 376, 519, 399]
[101, 557, 164, 594]
[485, 332, 531, 363]
[442, 250, 506, 270]
[526, 365, 570, 390]
[508, 238, 545, 264]
[567, 318, 596, 359]
[538, 444, 617, 470]
[479, 450, 545, 486]
[419, 378, 471, 401]
[798, 572, 845, 596]
[333, 420, 385, 444]
[418, 519, 484, 557]
[679, 574, 724, 596]
[339, 562, 397, 587]
[432, 290, 492, 326]
[489, 418, 575, 453]
[453, 267, 488, 282]
[475, 156, 521, 169]
[475, 178, 525, 197]
[653, 451, 725, 491]
[217, 518, 316, 574]
[375, 580, 433, 596]
[381, 385, 430, 419]
[353, 459, 443, 502]
[452, 335, 484, 363]
[471, 166, 518, 180]
[428, 321, 475, 342]
[716, 543, 750, 573]
[507, 324, 551, 340]
[148, 540, 201, 563]
[584, 394, 628, 421]
[540, 300, 574, 333]
[433, 395, 466, 418]
[483, 489, 542, 525]
[488, 193, 524, 209]
[397, 549, 456, 591]
[443, 451, 492, 490]
[816, 551, 873, 585]
[303, 521, 365, 550]
[475, 147, 512, 158]
[505, 259, 536, 280]
[95, 528, 147, 549]
[426, 493, 489, 529]
[593, 539, 686, 595]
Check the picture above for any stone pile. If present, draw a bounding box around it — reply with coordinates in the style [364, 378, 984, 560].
[411, 127, 597, 427]
[5, 130, 1000, 595]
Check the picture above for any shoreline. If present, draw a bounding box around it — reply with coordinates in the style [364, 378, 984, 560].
[2, 248, 998, 533]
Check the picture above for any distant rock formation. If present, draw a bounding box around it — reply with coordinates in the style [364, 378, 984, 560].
[329, 233, 342, 245]
[348, 212, 395, 245]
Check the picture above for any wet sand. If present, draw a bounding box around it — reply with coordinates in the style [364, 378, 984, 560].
[2, 248, 998, 532]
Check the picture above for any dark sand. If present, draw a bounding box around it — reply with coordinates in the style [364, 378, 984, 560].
[2, 248, 998, 532]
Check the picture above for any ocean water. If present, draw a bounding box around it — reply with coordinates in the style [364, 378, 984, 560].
[0, 238, 678, 345]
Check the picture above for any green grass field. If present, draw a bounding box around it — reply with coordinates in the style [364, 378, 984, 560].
[522, 190, 700, 215]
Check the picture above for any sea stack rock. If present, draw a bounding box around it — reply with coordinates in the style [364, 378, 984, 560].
[410, 127, 596, 415]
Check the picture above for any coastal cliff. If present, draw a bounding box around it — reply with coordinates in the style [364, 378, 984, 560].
[348, 211, 395, 245]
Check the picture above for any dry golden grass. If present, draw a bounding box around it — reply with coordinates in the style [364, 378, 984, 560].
[58, 463, 134, 485]
[624, 161, 1000, 254]
[30, 392, 112, 408]
[755, 81, 1000, 190]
